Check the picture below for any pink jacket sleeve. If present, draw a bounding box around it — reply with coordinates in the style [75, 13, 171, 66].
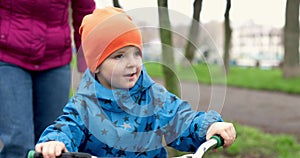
[71, 0, 95, 73]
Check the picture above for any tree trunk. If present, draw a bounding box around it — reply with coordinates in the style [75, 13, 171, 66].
[157, 0, 180, 97]
[283, 0, 300, 78]
[223, 0, 232, 75]
[184, 0, 203, 64]
[112, 0, 122, 8]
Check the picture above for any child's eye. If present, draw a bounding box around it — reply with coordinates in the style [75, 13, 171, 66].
[134, 51, 141, 57]
[114, 54, 124, 59]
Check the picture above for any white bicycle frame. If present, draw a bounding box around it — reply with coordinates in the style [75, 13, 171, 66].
[173, 135, 223, 158]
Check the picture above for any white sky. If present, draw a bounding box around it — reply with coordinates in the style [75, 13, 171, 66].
[95, 0, 286, 28]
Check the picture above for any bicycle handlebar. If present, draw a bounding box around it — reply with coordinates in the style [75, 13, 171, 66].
[174, 135, 224, 158]
[27, 150, 96, 158]
[27, 135, 224, 158]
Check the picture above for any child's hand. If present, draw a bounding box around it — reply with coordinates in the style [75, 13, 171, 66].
[35, 141, 68, 158]
[206, 122, 236, 148]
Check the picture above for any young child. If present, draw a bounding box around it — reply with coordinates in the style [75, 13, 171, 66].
[35, 7, 236, 158]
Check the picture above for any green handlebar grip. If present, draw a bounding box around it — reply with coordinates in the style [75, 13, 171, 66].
[210, 135, 224, 148]
[27, 150, 35, 158]
[27, 150, 45, 158]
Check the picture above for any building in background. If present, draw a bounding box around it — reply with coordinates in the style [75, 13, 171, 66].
[231, 21, 283, 69]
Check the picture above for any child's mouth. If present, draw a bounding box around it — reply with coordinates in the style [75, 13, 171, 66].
[124, 72, 136, 77]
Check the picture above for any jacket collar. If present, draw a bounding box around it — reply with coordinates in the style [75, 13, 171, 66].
[76, 66, 155, 112]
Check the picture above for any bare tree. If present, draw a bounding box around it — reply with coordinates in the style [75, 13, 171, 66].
[157, 0, 179, 96]
[113, 0, 122, 8]
[184, 0, 203, 64]
[223, 0, 232, 74]
[283, 0, 300, 78]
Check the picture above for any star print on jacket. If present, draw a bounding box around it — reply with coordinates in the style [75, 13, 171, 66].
[38, 66, 223, 157]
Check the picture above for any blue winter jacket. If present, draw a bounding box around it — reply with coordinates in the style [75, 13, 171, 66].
[38, 67, 223, 157]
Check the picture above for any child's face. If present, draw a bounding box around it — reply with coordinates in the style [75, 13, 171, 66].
[95, 46, 142, 89]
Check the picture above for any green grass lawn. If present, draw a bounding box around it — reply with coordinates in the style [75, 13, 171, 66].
[227, 67, 300, 94]
[172, 123, 300, 158]
[144, 63, 300, 94]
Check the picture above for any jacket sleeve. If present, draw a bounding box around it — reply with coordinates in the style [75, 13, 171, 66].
[71, 0, 95, 73]
[160, 94, 223, 152]
[37, 100, 87, 152]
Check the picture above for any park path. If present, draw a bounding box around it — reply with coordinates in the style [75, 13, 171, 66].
[173, 80, 300, 140]
[71, 70, 300, 140]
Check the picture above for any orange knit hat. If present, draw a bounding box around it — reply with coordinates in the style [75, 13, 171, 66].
[79, 7, 142, 73]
